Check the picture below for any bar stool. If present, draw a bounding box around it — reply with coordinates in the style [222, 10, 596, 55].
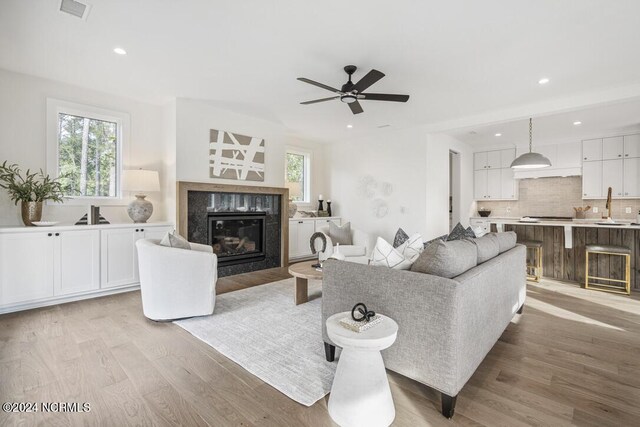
[521, 240, 543, 282]
[585, 244, 631, 295]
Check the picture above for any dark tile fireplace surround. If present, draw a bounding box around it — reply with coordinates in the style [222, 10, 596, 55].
[187, 191, 282, 277]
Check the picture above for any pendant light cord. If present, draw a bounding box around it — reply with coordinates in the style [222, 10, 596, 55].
[529, 118, 533, 153]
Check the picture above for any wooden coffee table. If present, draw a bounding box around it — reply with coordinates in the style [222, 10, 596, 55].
[288, 261, 323, 305]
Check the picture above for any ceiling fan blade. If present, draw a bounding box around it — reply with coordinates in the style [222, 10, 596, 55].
[352, 69, 385, 93]
[297, 77, 341, 93]
[300, 96, 340, 105]
[348, 101, 363, 115]
[360, 93, 410, 102]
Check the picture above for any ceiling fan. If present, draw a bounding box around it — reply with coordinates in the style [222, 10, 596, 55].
[297, 65, 410, 115]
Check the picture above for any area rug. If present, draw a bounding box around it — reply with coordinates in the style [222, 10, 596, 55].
[174, 278, 337, 406]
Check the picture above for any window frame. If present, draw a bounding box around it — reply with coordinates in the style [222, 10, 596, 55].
[46, 98, 130, 205]
[285, 148, 312, 205]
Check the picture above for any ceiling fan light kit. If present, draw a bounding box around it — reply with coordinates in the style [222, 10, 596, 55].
[510, 118, 552, 169]
[297, 65, 409, 115]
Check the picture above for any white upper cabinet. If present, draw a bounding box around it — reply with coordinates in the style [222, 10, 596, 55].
[582, 139, 602, 161]
[474, 170, 488, 199]
[623, 158, 640, 198]
[500, 148, 516, 168]
[624, 134, 640, 158]
[602, 136, 624, 160]
[602, 159, 624, 197]
[582, 161, 602, 198]
[474, 152, 488, 170]
[486, 151, 501, 169]
[486, 169, 501, 199]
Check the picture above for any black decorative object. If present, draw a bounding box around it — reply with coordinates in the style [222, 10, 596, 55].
[318, 198, 324, 213]
[351, 303, 376, 322]
[393, 228, 409, 248]
[327, 200, 332, 217]
[75, 213, 110, 225]
[309, 232, 327, 254]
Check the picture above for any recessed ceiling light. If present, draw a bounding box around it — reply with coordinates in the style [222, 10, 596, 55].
[573, 121, 582, 126]
[113, 47, 127, 55]
[495, 133, 502, 137]
[538, 78, 550, 85]
[346, 124, 353, 129]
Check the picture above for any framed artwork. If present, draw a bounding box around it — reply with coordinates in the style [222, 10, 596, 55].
[209, 129, 265, 181]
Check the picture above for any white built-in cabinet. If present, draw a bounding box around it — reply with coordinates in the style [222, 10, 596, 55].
[289, 217, 341, 259]
[0, 223, 173, 314]
[582, 134, 640, 199]
[473, 148, 518, 200]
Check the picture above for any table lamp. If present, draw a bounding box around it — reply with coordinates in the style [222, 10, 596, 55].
[122, 169, 160, 223]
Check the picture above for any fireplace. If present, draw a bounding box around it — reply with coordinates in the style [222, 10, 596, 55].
[207, 211, 266, 266]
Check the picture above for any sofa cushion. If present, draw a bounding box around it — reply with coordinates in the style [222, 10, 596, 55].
[329, 221, 352, 245]
[371, 237, 413, 270]
[393, 228, 409, 248]
[159, 231, 191, 250]
[396, 233, 424, 263]
[447, 222, 475, 241]
[335, 245, 367, 257]
[467, 234, 500, 264]
[491, 231, 517, 253]
[411, 239, 477, 278]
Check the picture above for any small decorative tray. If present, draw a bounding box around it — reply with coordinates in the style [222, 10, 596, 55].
[31, 221, 59, 227]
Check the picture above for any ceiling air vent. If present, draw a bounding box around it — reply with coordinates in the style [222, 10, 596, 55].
[60, 0, 91, 20]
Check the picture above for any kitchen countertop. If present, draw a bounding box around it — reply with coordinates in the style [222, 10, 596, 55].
[471, 217, 640, 229]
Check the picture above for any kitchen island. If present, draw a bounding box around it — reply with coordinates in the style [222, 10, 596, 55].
[472, 217, 640, 292]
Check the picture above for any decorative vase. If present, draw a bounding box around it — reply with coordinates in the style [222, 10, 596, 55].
[318, 199, 324, 212]
[21, 201, 43, 226]
[127, 194, 154, 223]
[288, 198, 298, 218]
[327, 201, 332, 217]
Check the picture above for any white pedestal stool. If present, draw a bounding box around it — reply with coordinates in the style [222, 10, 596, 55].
[326, 312, 398, 427]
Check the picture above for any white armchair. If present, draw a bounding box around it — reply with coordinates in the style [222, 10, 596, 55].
[136, 239, 217, 321]
[316, 226, 375, 265]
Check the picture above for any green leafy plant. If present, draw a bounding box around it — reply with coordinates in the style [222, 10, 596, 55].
[0, 161, 65, 205]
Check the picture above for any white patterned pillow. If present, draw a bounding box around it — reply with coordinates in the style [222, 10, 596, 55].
[370, 237, 413, 270]
[396, 233, 424, 263]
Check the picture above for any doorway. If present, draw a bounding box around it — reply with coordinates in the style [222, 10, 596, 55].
[449, 150, 461, 230]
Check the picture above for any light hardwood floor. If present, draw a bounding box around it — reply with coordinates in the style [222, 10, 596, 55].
[1, 272, 639, 426]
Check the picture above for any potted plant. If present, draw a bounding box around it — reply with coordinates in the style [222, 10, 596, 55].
[0, 161, 65, 226]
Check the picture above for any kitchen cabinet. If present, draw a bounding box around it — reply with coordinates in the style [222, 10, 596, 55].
[473, 149, 518, 200]
[501, 168, 517, 199]
[474, 150, 501, 170]
[474, 170, 488, 200]
[624, 134, 640, 159]
[487, 169, 501, 199]
[602, 159, 623, 197]
[582, 161, 602, 198]
[500, 148, 516, 168]
[602, 136, 624, 160]
[623, 158, 640, 197]
[582, 139, 602, 161]
[289, 217, 341, 259]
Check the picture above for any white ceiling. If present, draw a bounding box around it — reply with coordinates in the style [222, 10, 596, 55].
[2, 0, 640, 141]
[447, 98, 640, 148]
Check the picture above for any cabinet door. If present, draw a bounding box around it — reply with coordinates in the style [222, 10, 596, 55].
[556, 142, 582, 169]
[623, 158, 640, 197]
[289, 221, 300, 257]
[474, 170, 487, 200]
[602, 136, 624, 160]
[624, 134, 640, 159]
[500, 148, 516, 168]
[54, 230, 100, 296]
[101, 228, 140, 288]
[500, 168, 517, 199]
[582, 161, 602, 198]
[142, 226, 173, 241]
[486, 151, 501, 169]
[602, 159, 623, 197]
[582, 139, 602, 161]
[0, 232, 54, 306]
[473, 152, 487, 170]
[296, 221, 315, 257]
[487, 169, 502, 199]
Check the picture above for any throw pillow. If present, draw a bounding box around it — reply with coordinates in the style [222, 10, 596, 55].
[423, 234, 448, 249]
[329, 222, 353, 246]
[370, 237, 413, 270]
[393, 228, 409, 248]
[467, 234, 499, 264]
[159, 231, 191, 250]
[411, 239, 478, 278]
[396, 233, 424, 263]
[472, 226, 487, 238]
[491, 231, 517, 253]
[447, 223, 475, 241]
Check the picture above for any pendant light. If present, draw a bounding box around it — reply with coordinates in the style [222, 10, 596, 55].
[510, 118, 551, 169]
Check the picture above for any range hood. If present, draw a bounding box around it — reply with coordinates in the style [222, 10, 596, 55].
[513, 142, 582, 179]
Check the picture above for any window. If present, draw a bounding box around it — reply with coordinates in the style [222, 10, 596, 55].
[47, 99, 129, 202]
[285, 150, 311, 203]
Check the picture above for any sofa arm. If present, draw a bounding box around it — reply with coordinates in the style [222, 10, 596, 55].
[322, 260, 462, 395]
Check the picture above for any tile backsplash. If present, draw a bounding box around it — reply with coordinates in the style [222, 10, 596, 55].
[477, 176, 640, 220]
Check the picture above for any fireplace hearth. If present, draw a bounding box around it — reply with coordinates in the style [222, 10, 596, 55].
[208, 211, 266, 266]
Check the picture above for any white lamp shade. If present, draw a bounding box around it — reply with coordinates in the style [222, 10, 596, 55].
[122, 169, 160, 193]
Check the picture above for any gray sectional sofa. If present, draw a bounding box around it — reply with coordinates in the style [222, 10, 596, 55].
[322, 232, 526, 418]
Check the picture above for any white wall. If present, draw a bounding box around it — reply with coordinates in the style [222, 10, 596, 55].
[0, 69, 168, 226]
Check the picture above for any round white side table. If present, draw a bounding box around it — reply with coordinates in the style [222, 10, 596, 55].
[326, 312, 398, 427]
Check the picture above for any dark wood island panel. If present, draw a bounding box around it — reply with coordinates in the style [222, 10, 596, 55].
[491, 224, 640, 291]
